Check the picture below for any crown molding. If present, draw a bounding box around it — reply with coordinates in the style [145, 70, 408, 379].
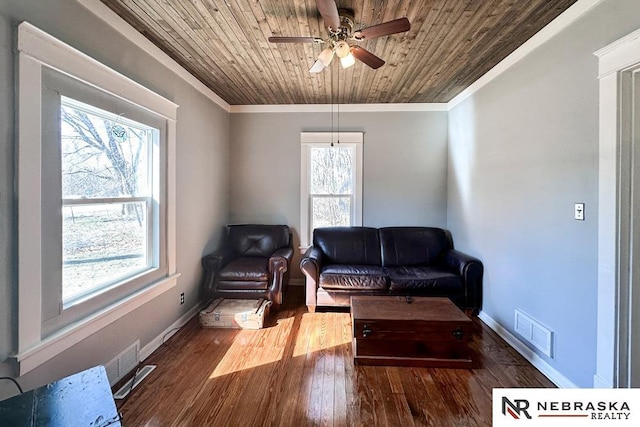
[229, 103, 447, 113]
[76, 0, 230, 112]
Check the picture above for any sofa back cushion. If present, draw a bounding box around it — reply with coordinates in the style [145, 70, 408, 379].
[228, 224, 290, 257]
[379, 227, 451, 267]
[313, 227, 381, 265]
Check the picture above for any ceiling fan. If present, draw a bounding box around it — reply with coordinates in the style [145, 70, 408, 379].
[268, 0, 410, 73]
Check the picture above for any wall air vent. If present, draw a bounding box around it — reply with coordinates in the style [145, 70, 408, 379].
[514, 309, 553, 358]
[105, 340, 140, 386]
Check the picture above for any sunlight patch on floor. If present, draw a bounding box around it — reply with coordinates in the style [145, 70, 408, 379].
[292, 312, 352, 358]
[208, 316, 295, 378]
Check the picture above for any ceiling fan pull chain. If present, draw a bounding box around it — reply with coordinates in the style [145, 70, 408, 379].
[331, 66, 333, 147]
[334, 66, 339, 145]
[337, 71, 340, 144]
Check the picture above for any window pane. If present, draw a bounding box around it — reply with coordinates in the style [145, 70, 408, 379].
[62, 202, 148, 302]
[312, 196, 351, 229]
[61, 98, 151, 198]
[310, 147, 353, 194]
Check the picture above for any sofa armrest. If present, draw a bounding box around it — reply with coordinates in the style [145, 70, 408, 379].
[201, 247, 235, 297]
[444, 249, 483, 314]
[300, 246, 322, 278]
[300, 246, 323, 311]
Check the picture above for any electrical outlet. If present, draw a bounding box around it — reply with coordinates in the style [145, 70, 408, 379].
[180, 292, 185, 305]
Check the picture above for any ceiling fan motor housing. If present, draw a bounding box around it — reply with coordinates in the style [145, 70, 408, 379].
[331, 9, 355, 40]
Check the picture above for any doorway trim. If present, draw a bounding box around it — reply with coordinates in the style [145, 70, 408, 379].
[595, 28, 640, 388]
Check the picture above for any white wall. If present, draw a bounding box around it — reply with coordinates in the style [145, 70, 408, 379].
[0, 0, 230, 397]
[447, 0, 640, 387]
[229, 111, 448, 277]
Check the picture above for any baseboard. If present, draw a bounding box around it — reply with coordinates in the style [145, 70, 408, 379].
[139, 302, 203, 361]
[477, 311, 578, 388]
[289, 278, 304, 287]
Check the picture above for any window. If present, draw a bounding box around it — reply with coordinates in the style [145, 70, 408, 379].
[300, 132, 363, 248]
[16, 23, 178, 375]
[61, 97, 159, 305]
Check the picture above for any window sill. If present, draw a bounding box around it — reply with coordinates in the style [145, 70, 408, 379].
[13, 273, 180, 375]
[298, 245, 310, 255]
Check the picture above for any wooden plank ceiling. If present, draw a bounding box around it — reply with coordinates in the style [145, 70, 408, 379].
[100, 0, 577, 105]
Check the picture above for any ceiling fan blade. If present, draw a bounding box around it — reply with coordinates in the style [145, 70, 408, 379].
[350, 46, 385, 69]
[354, 17, 410, 40]
[316, 0, 340, 31]
[268, 36, 324, 44]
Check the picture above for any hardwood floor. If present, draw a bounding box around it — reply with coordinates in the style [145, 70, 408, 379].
[116, 288, 554, 426]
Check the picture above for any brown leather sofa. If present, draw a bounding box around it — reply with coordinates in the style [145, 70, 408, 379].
[202, 224, 293, 306]
[300, 226, 483, 314]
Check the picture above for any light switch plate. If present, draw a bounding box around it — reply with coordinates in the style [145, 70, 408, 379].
[575, 203, 585, 220]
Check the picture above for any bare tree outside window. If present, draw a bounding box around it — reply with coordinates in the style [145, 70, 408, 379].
[310, 146, 353, 230]
[60, 98, 154, 302]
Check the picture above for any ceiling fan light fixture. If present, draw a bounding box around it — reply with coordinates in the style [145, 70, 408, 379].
[340, 52, 356, 69]
[318, 47, 334, 66]
[334, 40, 350, 58]
[309, 59, 325, 73]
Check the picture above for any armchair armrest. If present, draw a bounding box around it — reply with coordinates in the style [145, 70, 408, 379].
[300, 246, 323, 312]
[201, 247, 235, 297]
[268, 247, 294, 305]
[444, 249, 483, 314]
[271, 247, 294, 264]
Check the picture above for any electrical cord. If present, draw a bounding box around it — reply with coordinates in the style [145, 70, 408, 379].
[115, 365, 141, 409]
[0, 376, 24, 394]
[128, 366, 141, 397]
[101, 413, 124, 426]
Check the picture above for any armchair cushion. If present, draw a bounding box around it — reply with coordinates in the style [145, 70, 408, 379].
[218, 257, 269, 283]
[229, 224, 290, 257]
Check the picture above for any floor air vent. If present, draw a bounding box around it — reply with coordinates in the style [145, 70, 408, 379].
[113, 364, 156, 400]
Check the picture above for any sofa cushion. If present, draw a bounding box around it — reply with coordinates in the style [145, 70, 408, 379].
[379, 227, 452, 267]
[218, 257, 269, 289]
[319, 264, 388, 290]
[385, 266, 461, 293]
[228, 224, 290, 257]
[314, 227, 381, 265]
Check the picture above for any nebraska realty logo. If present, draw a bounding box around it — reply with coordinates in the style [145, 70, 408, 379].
[493, 389, 640, 426]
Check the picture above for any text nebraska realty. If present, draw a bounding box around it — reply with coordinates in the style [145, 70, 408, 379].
[503, 397, 631, 420]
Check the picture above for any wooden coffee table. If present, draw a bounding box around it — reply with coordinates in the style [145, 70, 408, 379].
[351, 296, 473, 368]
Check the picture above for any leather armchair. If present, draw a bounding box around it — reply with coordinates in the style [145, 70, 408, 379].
[202, 225, 293, 306]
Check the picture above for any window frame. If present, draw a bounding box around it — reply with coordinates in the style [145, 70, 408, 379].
[58, 96, 159, 307]
[300, 132, 363, 250]
[16, 22, 179, 375]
